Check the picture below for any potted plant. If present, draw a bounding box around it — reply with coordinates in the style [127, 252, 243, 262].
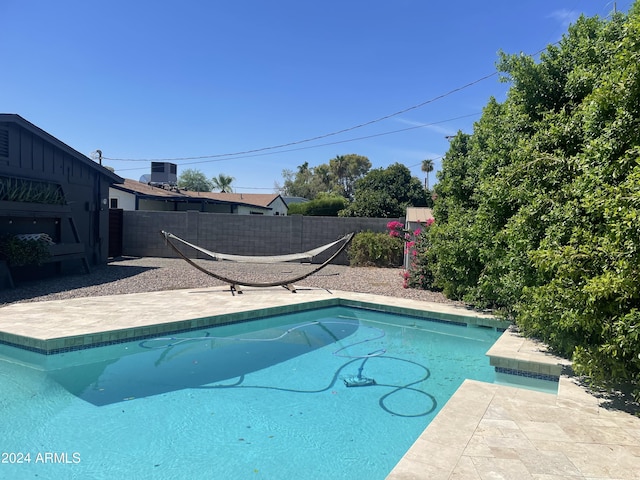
[0, 234, 52, 267]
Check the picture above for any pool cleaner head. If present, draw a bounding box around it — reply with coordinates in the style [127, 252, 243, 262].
[343, 375, 376, 387]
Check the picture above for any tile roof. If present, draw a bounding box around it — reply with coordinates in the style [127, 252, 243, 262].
[112, 179, 189, 198]
[113, 179, 283, 208]
[185, 191, 282, 208]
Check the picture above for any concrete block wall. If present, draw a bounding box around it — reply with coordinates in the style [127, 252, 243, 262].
[122, 211, 398, 265]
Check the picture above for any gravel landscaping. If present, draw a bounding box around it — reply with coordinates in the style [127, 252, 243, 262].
[0, 257, 463, 306]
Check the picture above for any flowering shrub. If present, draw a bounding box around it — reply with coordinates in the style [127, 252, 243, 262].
[387, 219, 435, 289]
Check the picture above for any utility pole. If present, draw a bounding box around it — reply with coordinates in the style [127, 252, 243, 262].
[96, 149, 102, 165]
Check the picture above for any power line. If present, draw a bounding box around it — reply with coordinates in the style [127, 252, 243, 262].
[114, 112, 480, 172]
[104, 73, 497, 163]
[234, 186, 278, 191]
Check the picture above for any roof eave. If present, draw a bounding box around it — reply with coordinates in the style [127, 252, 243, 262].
[0, 113, 123, 184]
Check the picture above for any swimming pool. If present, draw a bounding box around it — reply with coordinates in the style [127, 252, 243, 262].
[0, 306, 502, 479]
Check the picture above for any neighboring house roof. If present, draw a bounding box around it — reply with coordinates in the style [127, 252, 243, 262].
[189, 192, 284, 208]
[111, 179, 190, 199]
[406, 207, 434, 223]
[0, 113, 123, 184]
[112, 179, 286, 209]
[282, 196, 310, 205]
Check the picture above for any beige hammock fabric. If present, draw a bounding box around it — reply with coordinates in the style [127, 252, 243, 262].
[161, 231, 351, 264]
[160, 230, 354, 293]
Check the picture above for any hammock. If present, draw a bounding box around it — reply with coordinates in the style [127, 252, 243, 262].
[160, 230, 354, 294]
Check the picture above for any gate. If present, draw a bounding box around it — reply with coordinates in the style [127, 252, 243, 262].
[108, 209, 123, 258]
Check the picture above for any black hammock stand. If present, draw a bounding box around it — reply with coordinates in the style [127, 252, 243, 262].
[160, 230, 354, 295]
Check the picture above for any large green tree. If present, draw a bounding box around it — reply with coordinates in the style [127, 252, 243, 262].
[426, 132, 488, 300]
[340, 163, 428, 217]
[278, 154, 371, 200]
[278, 162, 330, 199]
[328, 154, 371, 199]
[177, 168, 214, 192]
[425, 5, 640, 398]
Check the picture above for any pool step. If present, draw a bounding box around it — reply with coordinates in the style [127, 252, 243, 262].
[486, 326, 570, 383]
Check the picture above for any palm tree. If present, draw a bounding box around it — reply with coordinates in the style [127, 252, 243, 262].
[421, 159, 434, 190]
[211, 173, 235, 193]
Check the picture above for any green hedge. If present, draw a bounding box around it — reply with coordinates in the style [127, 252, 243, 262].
[348, 231, 403, 267]
[288, 196, 348, 216]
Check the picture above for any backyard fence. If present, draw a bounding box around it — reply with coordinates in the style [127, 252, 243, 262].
[121, 211, 399, 265]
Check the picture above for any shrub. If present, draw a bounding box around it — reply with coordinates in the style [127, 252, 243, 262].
[387, 219, 436, 289]
[0, 235, 51, 267]
[287, 203, 306, 215]
[288, 196, 348, 216]
[348, 231, 403, 267]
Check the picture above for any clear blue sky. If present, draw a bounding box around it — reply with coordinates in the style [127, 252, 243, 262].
[1, 1, 632, 192]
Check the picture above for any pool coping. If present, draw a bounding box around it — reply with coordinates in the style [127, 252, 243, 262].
[0, 288, 509, 354]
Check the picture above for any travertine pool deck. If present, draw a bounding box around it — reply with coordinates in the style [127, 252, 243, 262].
[1, 287, 639, 479]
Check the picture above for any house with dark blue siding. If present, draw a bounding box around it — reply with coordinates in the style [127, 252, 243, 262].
[0, 114, 123, 285]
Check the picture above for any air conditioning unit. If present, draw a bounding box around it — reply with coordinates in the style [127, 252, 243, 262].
[150, 162, 177, 186]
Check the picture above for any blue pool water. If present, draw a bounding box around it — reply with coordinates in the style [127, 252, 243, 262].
[0, 306, 502, 479]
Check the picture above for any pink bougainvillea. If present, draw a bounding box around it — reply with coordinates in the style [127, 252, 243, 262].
[386, 218, 435, 289]
[386, 220, 404, 230]
[386, 221, 405, 238]
[401, 269, 410, 288]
